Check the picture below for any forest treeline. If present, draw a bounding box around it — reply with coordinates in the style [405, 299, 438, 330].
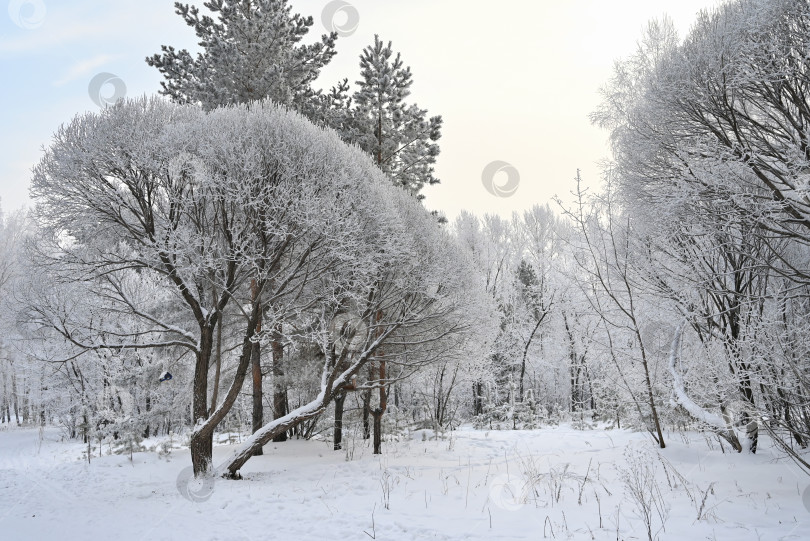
[1, 0, 809, 477]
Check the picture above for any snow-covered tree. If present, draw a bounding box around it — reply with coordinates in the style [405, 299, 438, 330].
[344, 35, 443, 198]
[30, 97, 492, 477]
[147, 0, 339, 116]
[591, 0, 810, 458]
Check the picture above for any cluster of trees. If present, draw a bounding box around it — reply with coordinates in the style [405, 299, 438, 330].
[589, 0, 810, 463]
[19, 97, 491, 477]
[1, 0, 809, 478]
[0, 1, 460, 478]
[147, 0, 443, 199]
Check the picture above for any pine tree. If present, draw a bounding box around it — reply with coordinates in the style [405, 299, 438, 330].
[146, 0, 339, 113]
[149, 9, 442, 201]
[346, 35, 443, 199]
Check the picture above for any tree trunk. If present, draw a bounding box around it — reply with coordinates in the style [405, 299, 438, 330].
[587, 368, 596, 411]
[473, 381, 484, 416]
[271, 322, 287, 443]
[190, 431, 213, 474]
[1, 369, 7, 424]
[372, 341, 387, 454]
[190, 325, 216, 475]
[11, 370, 20, 426]
[193, 298, 263, 475]
[519, 317, 544, 400]
[726, 318, 758, 453]
[640, 344, 666, 449]
[209, 311, 223, 416]
[333, 391, 346, 451]
[737, 370, 758, 453]
[251, 279, 264, 454]
[372, 408, 383, 454]
[251, 339, 263, 456]
[361, 367, 372, 440]
[563, 312, 582, 413]
[143, 394, 152, 439]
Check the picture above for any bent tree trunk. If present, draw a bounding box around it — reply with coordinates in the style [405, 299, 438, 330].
[669, 324, 742, 452]
[222, 398, 327, 478]
[220, 320, 399, 477]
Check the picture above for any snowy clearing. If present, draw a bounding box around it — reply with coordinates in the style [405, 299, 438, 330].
[1, 425, 808, 541]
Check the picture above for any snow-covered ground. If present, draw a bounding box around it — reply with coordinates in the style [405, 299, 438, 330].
[0, 424, 808, 540]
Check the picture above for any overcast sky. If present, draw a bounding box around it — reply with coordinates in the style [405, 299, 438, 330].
[0, 0, 721, 220]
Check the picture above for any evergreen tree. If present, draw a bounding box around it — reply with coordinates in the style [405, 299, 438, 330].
[345, 35, 443, 199]
[149, 8, 442, 202]
[146, 0, 339, 113]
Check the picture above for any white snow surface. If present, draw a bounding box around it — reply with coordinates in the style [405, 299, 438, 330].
[0, 424, 808, 540]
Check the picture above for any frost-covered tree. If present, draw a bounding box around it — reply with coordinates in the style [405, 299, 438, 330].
[148, 0, 340, 438]
[218, 144, 494, 475]
[558, 173, 667, 448]
[0, 207, 31, 427]
[30, 98, 376, 474]
[453, 213, 517, 414]
[30, 98, 491, 477]
[591, 0, 810, 458]
[146, 0, 338, 115]
[344, 35, 443, 198]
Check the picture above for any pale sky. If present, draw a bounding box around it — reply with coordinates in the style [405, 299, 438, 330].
[0, 0, 722, 220]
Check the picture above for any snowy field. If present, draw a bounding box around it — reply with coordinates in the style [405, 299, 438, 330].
[1, 425, 808, 541]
